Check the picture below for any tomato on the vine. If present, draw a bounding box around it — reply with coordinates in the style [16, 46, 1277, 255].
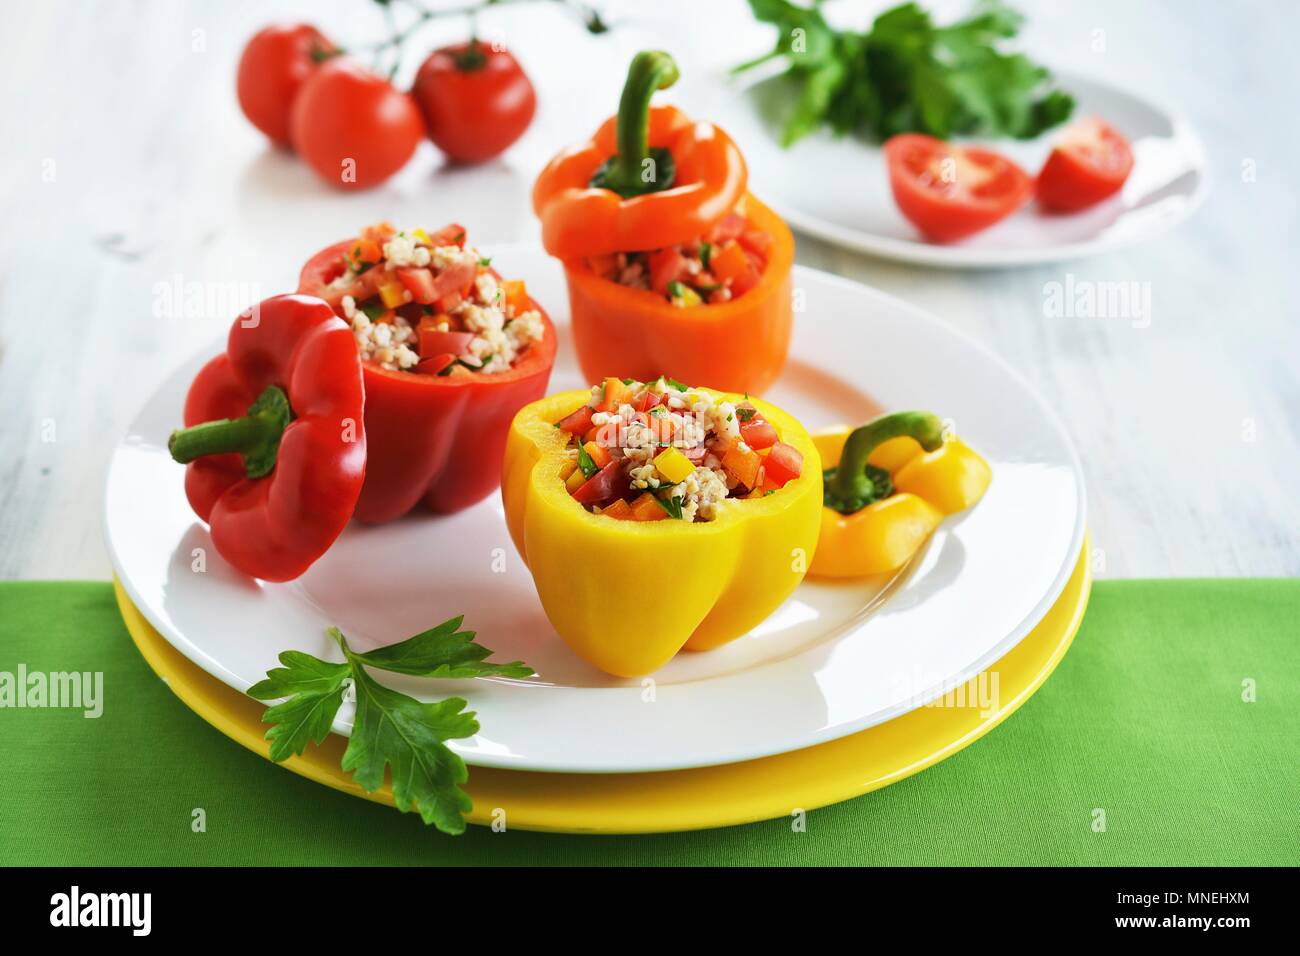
[289, 59, 424, 190]
[412, 41, 536, 164]
[236, 23, 336, 148]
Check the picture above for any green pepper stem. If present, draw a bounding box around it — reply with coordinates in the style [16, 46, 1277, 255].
[826, 411, 946, 514]
[594, 50, 679, 197]
[168, 385, 293, 479]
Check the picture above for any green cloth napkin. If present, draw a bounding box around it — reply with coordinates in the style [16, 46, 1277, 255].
[0, 580, 1295, 866]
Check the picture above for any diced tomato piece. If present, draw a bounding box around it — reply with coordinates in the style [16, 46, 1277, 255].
[648, 248, 690, 296]
[415, 354, 455, 376]
[418, 328, 473, 358]
[721, 444, 762, 489]
[631, 493, 668, 521]
[739, 417, 778, 450]
[599, 498, 635, 520]
[555, 403, 595, 435]
[632, 389, 661, 412]
[572, 460, 629, 505]
[436, 291, 463, 312]
[763, 442, 803, 487]
[646, 412, 675, 443]
[583, 440, 612, 470]
[426, 223, 467, 247]
[737, 229, 772, 258]
[708, 212, 746, 243]
[431, 259, 478, 300]
[396, 268, 438, 304]
[502, 279, 530, 313]
[597, 377, 633, 412]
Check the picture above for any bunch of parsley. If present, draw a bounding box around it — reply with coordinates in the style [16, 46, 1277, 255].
[249, 617, 532, 835]
[738, 0, 1074, 146]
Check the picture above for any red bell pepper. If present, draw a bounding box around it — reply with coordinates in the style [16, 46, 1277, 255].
[299, 240, 557, 522]
[168, 294, 367, 581]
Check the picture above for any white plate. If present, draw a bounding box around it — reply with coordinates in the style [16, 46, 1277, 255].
[688, 69, 1207, 268]
[105, 247, 1085, 773]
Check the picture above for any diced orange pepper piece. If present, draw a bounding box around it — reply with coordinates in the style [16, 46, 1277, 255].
[631, 492, 668, 521]
[721, 444, 762, 489]
[503, 279, 530, 313]
[709, 242, 751, 286]
[600, 498, 635, 520]
[583, 441, 612, 469]
[597, 377, 633, 412]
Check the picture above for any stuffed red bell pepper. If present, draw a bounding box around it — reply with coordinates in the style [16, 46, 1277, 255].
[298, 222, 557, 522]
[168, 294, 367, 581]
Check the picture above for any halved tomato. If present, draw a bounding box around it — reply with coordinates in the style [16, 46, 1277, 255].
[883, 134, 1033, 243]
[1037, 116, 1134, 212]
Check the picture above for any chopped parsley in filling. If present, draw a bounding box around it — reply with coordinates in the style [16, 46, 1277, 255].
[553, 376, 804, 521]
[327, 222, 544, 375]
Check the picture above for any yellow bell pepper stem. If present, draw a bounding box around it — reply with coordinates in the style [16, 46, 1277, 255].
[825, 411, 945, 514]
[501, 389, 822, 677]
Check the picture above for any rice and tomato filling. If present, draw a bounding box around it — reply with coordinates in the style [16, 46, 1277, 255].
[582, 211, 772, 308]
[553, 376, 804, 522]
[327, 222, 545, 375]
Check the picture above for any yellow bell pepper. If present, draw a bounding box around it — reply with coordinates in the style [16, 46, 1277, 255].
[810, 411, 991, 579]
[502, 389, 822, 677]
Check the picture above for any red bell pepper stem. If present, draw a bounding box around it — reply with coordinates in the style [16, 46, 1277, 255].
[591, 50, 680, 198]
[168, 384, 292, 479]
[826, 411, 945, 515]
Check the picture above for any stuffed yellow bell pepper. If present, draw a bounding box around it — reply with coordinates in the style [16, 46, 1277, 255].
[810, 411, 991, 578]
[502, 376, 821, 676]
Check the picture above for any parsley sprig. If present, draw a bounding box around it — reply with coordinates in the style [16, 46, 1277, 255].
[248, 617, 533, 835]
[738, 0, 1073, 146]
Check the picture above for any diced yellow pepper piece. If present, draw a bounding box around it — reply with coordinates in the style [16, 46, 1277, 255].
[671, 285, 702, 307]
[413, 228, 431, 245]
[653, 446, 695, 484]
[379, 282, 407, 309]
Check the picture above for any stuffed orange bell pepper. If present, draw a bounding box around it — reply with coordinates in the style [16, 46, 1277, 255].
[299, 222, 556, 522]
[502, 376, 821, 676]
[811, 411, 991, 578]
[532, 51, 795, 394]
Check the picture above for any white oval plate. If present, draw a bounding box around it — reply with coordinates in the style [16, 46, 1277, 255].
[105, 247, 1085, 773]
[688, 69, 1207, 268]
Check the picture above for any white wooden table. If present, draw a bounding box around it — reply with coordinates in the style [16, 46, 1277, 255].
[2, 0, 1296, 579]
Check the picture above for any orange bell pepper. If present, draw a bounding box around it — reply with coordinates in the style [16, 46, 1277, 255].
[531, 51, 794, 394]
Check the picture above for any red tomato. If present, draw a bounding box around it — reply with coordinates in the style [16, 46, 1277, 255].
[648, 248, 690, 295]
[236, 23, 335, 148]
[556, 404, 595, 435]
[1037, 116, 1135, 212]
[411, 41, 536, 164]
[763, 441, 803, 487]
[884, 134, 1032, 243]
[419, 329, 474, 357]
[572, 460, 630, 506]
[396, 268, 437, 304]
[290, 59, 424, 190]
[739, 417, 778, 450]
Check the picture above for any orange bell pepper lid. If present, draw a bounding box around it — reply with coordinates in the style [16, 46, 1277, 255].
[532, 50, 748, 260]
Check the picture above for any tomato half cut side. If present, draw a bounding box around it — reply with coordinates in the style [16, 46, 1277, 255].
[1036, 116, 1135, 213]
[884, 134, 1033, 243]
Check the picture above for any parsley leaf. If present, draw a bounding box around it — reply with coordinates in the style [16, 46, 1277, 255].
[576, 442, 599, 478]
[248, 619, 533, 835]
[352, 616, 533, 679]
[247, 652, 350, 763]
[655, 493, 686, 519]
[739, 0, 1073, 145]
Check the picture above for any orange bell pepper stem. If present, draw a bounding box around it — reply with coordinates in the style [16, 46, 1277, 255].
[532, 52, 748, 259]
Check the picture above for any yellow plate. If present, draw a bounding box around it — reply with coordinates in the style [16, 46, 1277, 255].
[113, 538, 1089, 835]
